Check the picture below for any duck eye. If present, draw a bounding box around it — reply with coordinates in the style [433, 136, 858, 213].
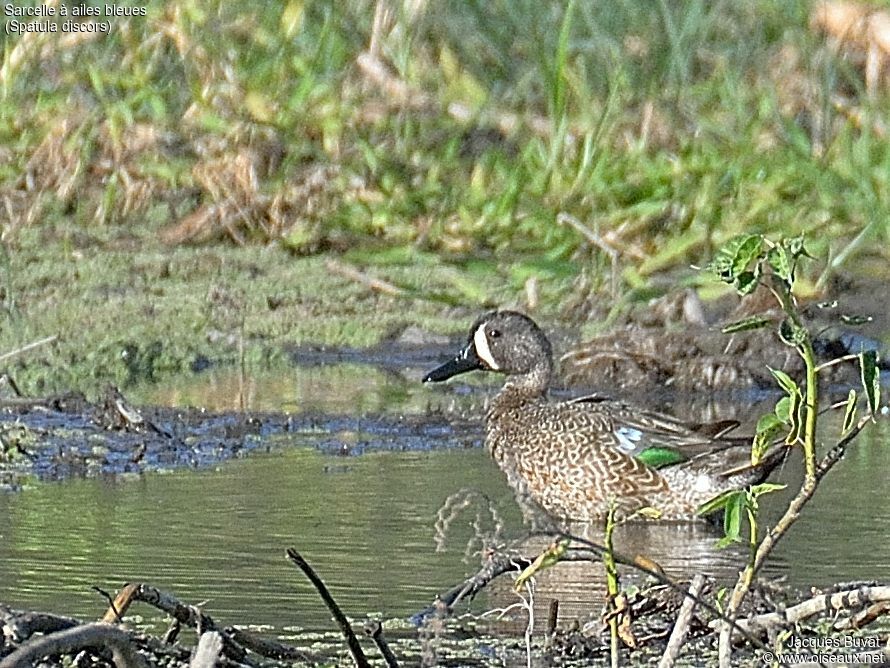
[488, 328, 501, 338]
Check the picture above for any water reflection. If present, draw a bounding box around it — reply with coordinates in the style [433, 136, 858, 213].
[133, 364, 421, 415]
[1, 363, 888, 647]
[0, 448, 515, 632]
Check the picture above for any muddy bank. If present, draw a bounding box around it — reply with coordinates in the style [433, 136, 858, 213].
[0, 382, 479, 493]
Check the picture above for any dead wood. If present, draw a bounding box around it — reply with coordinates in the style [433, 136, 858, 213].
[363, 620, 400, 668]
[658, 574, 706, 668]
[324, 259, 406, 297]
[285, 548, 372, 668]
[0, 623, 146, 668]
[189, 631, 224, 668]
[419, 551, 535, 620]
[727, 584, 890, 639]
[1, 609, 80, 642]
[100, 582, 309, 662]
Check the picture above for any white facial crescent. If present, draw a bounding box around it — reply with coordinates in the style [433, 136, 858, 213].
[473, 324, 500, 370]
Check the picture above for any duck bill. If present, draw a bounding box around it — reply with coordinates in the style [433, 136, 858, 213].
[423, 344, 482, 383]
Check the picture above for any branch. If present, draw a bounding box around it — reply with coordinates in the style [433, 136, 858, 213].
[658, 574, 706, 668]
[285, 548, 372, 668]
[416, 551, 534, 621]
[363, 620, 400, 668]
[727, 584, 890, 639]
[0, 623, 145, 668]
[717, 413, 873, 666]
[99, 582, 309, 662]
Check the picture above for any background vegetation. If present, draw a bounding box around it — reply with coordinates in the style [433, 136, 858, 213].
[1, 0, 889, 392]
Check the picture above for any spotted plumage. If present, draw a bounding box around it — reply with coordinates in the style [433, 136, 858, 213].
[423, 310, 788, 522]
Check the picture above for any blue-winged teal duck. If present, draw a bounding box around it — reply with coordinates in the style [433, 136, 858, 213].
[423, 310, 789, 522]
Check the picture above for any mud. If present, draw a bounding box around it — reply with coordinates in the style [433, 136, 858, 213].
[0, 373, 479, 493]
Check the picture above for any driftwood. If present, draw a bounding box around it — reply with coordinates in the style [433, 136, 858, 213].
[728, 584, 890, 638]
[285, 547, 372, 668]
[189, 631, 224, 668]
[0, 623, 146, 668]
[657, 574, 706, 668]
[1, 609, 80, 641]
[100, 582, 310, 662]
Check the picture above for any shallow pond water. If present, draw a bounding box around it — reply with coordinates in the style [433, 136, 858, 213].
[0, 359, 888, 663]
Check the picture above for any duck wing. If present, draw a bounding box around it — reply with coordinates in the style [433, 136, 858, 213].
[566, 396, 746, 469]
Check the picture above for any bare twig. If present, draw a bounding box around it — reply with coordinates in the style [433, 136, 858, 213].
[285, 548, 371, 668]
[325, 259, 406, 297]
[92, 585, 124, 623]
[814, 352, 860, 373]
[658, 575, 706, 668]
[418, 552, 534, 620]
[0, 335, 58, 364]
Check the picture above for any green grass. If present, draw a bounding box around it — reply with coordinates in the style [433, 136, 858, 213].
[1, 0, 889, 392]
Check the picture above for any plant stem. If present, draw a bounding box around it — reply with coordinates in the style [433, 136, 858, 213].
[719, 274, 820, 667]
[801, 335, 818, 482]
[604, 500, 620, 668]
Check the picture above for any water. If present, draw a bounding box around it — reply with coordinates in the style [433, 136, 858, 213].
[0, 361, 888, 654]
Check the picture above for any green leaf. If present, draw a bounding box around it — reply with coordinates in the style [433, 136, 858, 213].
[774, 396, 791, 423]
[697, 489, 736, 516]
[785, 235, 812, 259]
[778, 319, 806, 347]
[716, 535, 737, 549]
[710, 234, 762, 282]
[748, 482, 786, 498]
[859, 350, 881, 418]
[731, 235, 764, 275]
[767, 245, 793, 283]
[786, 387, 804, 445]
[721, 315, 772, 334]
[723, 492, 745, 544]
[769, 367, 798, 395]
[842, 389, 857, 435]
[752, 414, 784, 464]
[735, 270, 760, 295]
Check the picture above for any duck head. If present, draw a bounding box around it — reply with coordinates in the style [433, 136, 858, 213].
[423, 310, 553, 385]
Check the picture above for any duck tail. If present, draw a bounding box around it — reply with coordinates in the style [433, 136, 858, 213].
[719, 442, 792, 483]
